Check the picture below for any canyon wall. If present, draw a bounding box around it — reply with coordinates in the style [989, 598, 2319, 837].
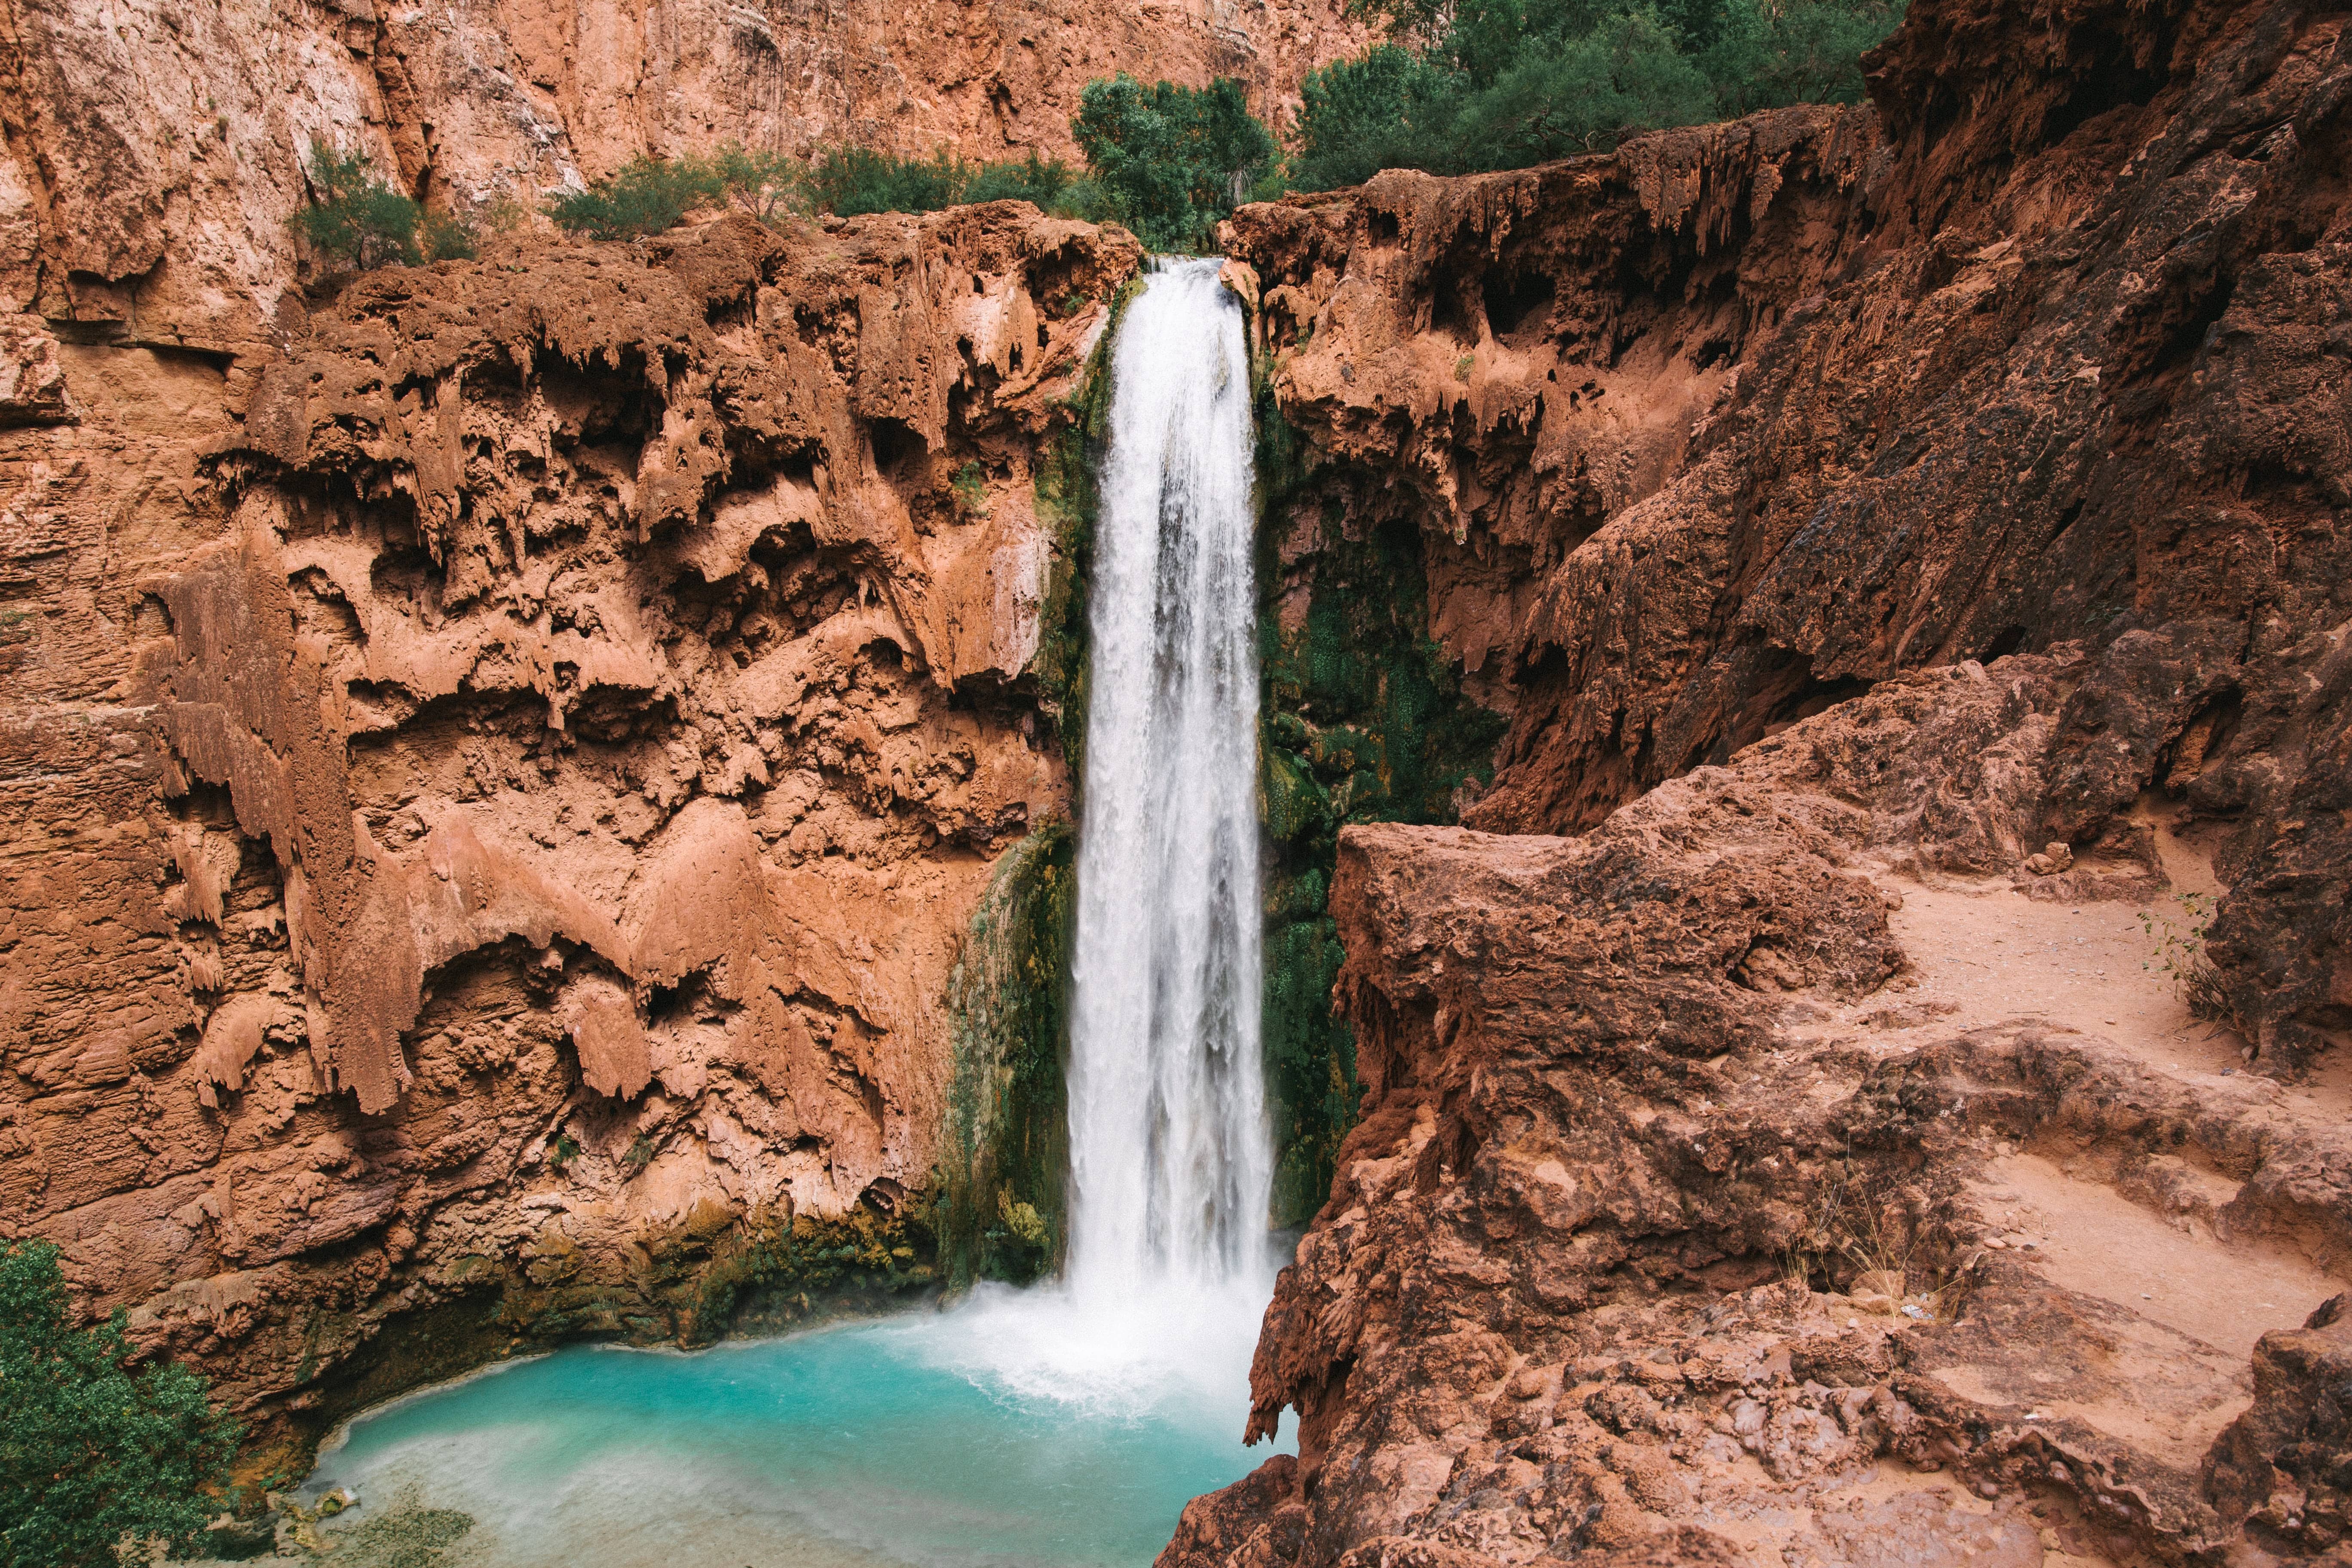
[1226, 0, 2352, 1075]
[1173, 0, 2352, 1560]
[0, 0, 1362, 370]
[0, 202, 1136, 1467]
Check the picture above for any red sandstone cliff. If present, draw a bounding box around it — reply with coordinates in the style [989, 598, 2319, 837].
[0, 0, 1363, 350]
[1168, 0, 2352, 1560]
[1225, 0, 2352, 1072]
[0, 202, 1136, 1462]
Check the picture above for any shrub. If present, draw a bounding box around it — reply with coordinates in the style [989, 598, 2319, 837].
[547, 155, 724, 239]
[798, 145, 1115, 225]
[420, 208, 478, 261]
[1291, 44, 1455, 190]
[1449, 7, 1718, 164]
[0, 1237, 243, 1568]
[710, 141, 803, 222]
[291, 145, 423, 269]
[808, 145, 969, 217]
[964, 151, 1078, 208]
[1071, 75, 1278, 251]
[1700, 0, 1899, 114]
[951, 460, 990, 517]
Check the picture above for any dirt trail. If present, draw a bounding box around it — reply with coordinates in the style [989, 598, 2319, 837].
[1969, 1154, 2339, 1362]
[1857, 812, 2352, 1121]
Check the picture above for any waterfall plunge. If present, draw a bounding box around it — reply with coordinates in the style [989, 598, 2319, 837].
[1065, 258, 1273, 1307]
[276, 263, 1292, 1568]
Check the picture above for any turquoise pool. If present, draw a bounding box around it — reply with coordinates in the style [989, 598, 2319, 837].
[303, 1281, 1288, 1568]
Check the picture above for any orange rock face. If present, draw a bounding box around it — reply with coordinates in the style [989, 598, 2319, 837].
[1172, 0, 2352, 1558]
[1225, 0, 2352, 1070]
[0, 0, 1364, 349]
[1, 203, 1137, 1458]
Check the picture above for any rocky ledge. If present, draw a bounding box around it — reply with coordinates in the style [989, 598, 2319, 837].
[1173, 0, 2352, 1558]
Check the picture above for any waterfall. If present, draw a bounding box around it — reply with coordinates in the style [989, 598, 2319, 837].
[1065, 257, 1271, 1304]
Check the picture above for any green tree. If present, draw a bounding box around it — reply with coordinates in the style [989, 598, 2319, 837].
[546, 155, 724, 239]
[1450, 7, 1718, 163]
[291, 145, 423, 269]
[1070, 75, 1277, 251]
[1700, 0, 1899, 114]
[0, 1238, 243, 1568]
[1298, 0, 1903, 186]
[1292, 45, 1456, 189]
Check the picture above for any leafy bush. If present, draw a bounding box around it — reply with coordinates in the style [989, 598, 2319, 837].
[808, 146, 968, 217]
[0, 1237, 242, 1568]
[420, 208, 478, 262]
[1450, 8, 1716, 164]
[292, 145, 481, 270]
[800, 145, 1118, 226]
[1700, 0, 1905, 114]
[964, 151, 1078, 208]
[1292, 45, 1455, 191]
[710, 141, 803, 222]
[292, 146, 425, 269]
[1072, 75, 1278, 251]
[1291, 0, 1903, 187]
[547, 155, 725, 239]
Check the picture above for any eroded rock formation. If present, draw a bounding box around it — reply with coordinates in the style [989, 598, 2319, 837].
[1225, 0, 2352, 1072]
[1174, 0, 2352, 1559]
[1, 201, 1136, 1464]
[1172, 658, 2352, 1566]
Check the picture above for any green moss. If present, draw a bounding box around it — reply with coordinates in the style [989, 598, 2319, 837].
[1029, 276, 1140, 779]
[1250, 380, 1507, 1227]
[939, 821, 1079, 1286]
[695, 1200, 939, 1337]
[951, 460, 991, 518]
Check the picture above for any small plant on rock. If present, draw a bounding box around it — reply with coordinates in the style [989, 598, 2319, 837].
[711, 141, 804, 224]
[547, 156, 724, 240]
[292, 145, 478, 271]
[292, 146, 423, 270]
[2139, 891, 2232, 1022]
[1782, 1162, 1967, 1320]
[420, 208, 478, 261]
[951, 461, 990, 518]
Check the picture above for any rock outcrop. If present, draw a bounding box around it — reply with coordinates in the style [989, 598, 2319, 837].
[0, 200, 1137, 1464]
[1175, 0, 2352, 1559]
[1171, 655, 2352, 1568]
[1224, 0, 2352, 1072]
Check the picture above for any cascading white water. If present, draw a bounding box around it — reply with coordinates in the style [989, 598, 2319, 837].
[1065, 257, 1272, 1305]
[285, 261, 1291, 1568]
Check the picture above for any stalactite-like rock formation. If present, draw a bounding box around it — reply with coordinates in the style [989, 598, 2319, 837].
[1, 203, 1137, 1467]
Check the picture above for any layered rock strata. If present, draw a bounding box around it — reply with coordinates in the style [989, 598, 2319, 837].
[0, 203, 1137, 1465]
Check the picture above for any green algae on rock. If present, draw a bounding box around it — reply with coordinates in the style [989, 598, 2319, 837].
[939, 821, 1079, 1285]
[1250, 388, 1506, 1225]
